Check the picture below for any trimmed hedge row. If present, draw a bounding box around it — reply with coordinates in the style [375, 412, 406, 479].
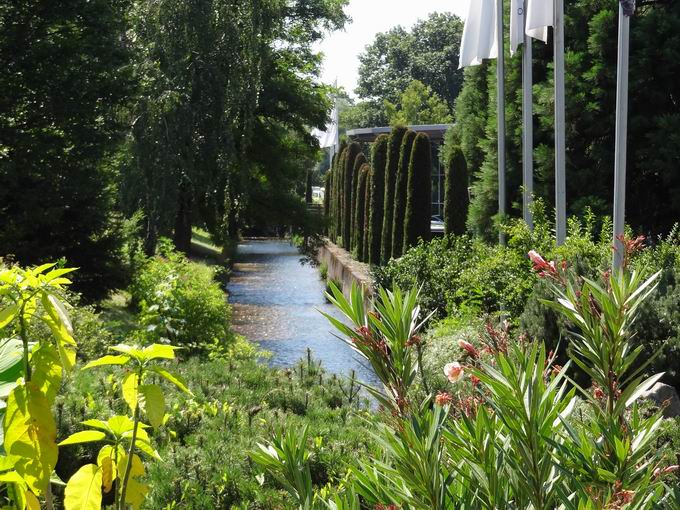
[325, 128, 433, 264]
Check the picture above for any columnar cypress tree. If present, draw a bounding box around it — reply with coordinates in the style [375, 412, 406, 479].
[323, 170, 331, 234]
[343, 142, 361, 250]
[404, 133, 433, 251]
[368, 134, 388, 265]
[354, 164, 370, 261]
[444, 148, 469, 235]
[335, 145, 347, 244]
[391, 130, 417, 259]
[363, 169, 372, 262]
[351, 152, 367, 250]
[381, 126, 408, 264]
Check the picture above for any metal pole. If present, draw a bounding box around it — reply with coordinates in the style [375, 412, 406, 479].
[522, 4, 534, 230]
[613, 5, 630, 270]
[497, 0, 507, 246]
[554, 0, 567, 245]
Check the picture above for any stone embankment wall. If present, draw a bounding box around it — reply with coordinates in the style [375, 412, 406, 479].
[317, 239, 373, 299]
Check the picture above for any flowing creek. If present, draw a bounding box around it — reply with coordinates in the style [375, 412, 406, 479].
[226, 239, 378, 385]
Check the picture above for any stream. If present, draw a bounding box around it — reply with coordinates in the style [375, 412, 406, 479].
[226, 239, 378, 385]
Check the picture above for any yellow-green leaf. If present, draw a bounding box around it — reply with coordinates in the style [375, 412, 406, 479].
[122, 372, 139, 413]
[98, 455, 114, 493]
[31, 345, 62, 403]
[150, 367, 192, 395]
[134, 439, 161, 460]
[25, 489, 40, 510]
[64, 464, 102, 510]
[117, 453, 147, 510]
[82, 355, 130, 370]
[142, 344, 179, 361]
[58, 431, 106, 447]
[139, 384, 164, 428]
[105, 415, 136, 437]
[3, 382, 58, 495]
[0, 304, 19, 329]
[42, 313, 76, 372]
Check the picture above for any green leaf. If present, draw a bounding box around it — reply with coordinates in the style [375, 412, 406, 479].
[0, 304, 19, 329]
[149, 367, 191, 394]
[3, 381, 58, 495]
[122, 372, 139, 413]
[59, 431, 106, 446]
[138, 384, 165, 429]
[64, 464, 103, 510]
[31, 345, 62, 403]
[0, 338, 24, 399]
[142, 344, 180, 361]
[82, 355, 130, 370]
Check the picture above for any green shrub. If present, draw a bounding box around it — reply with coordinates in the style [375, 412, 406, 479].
[403, 132, 432, 252]
[381, 126, 408, 264]
[368, 134, 388, 265]
[129, 242, 233, 353]
[391, 129, 416, 259]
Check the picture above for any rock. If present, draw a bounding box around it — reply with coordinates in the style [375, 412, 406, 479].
[641, 382, 680, 418]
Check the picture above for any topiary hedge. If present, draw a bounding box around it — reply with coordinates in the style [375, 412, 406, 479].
[381, 126, 408, 264]
[391, 129, 416, 259]
[354, 164, 370, 261]
[342, 143, 361, 250]
[403, 132, 432, 252]
[368, 134, 388, 265]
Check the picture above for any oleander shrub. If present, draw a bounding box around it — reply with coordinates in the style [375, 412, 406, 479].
[129, 240, 233, 353]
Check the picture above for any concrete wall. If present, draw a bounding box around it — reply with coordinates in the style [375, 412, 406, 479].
[318, 240, 373, 299]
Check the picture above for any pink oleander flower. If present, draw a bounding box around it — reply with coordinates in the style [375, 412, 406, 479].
[435, 391, 453, 406]
[444, 362, 464, 383]
[458, 339, 479, 358]
[655, 465, 679, 478]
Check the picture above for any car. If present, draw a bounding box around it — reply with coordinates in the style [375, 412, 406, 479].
[431, 215, 444, 233]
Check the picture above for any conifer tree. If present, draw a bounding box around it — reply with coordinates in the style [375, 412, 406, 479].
[354, 164, 370, 261]
[381, 126, 408, 264]
[323, 170, 331, 234]
[334, 144, 347, 244]
[368, 134, 388, 265]
[351, 152, 367, 249]
[404, 133, 433, 251]
[391, 130, 417, 259]
[343, 142, 361, 250]
[363, 169, 372, 262]
[444, 148, 469, 235]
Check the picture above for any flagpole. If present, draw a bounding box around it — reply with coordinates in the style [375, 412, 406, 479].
[522, 1, 534, 230]
[497, 0, 507, 246]
[613, 3, 630, 270]
[554, 0, 566, 245]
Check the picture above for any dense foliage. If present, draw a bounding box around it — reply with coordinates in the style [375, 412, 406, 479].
[449, 0, 680, 240]
[0, 0, 349, 296]
[442, 128, 469, 235]
[381, 127, 407, 264]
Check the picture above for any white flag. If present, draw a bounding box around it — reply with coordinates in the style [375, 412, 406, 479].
[510, 0, 525, 55]
[525, 0, 552, 42]
[313, 102, 339, 149]
[459, 0, 497, 68]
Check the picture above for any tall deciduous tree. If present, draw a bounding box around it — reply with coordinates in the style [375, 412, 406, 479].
[0, 0, 134, 299]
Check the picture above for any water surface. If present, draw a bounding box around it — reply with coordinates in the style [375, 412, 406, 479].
[227, 239, 377, 384]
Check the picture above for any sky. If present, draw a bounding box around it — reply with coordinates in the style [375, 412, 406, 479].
[315, 0, 470, 97]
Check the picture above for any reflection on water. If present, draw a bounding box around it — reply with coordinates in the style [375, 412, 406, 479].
[227, 239, 378, 384]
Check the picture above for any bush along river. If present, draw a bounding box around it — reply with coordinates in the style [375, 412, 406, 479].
[226, 238, 378, 385]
